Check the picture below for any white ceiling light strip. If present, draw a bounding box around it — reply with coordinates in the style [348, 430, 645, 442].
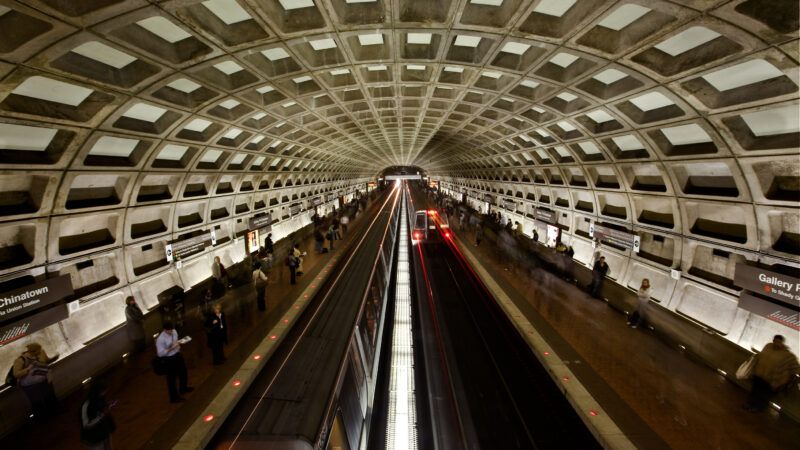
[386, 191, 417, 450]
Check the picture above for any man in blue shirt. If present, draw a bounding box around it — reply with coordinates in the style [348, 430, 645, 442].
[155, 322, 193, 403]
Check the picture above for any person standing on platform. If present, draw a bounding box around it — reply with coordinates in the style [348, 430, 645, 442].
[124, 296, 146, 352]
[314, 228, 325, 254]
[627, 278, 651, 328]
[252, 261, 269, 311]
[475, 224, 484, 247]
[293, 243, 305, 276]
[79, 379, 116, 450]
[155, 322, 193, 403]
[743, 335, 800, 412]
[286, 249, 298, 285]
[211, 256, 228, 294]
[263, 233, 274, 256]
[333, 217, 342, 240]
[204, 304, 227, 365]
[340, 214, 349, 234]
[12, 342, 59, 420]
[326, 224, 336, 251]
[587, 255, 609, 299]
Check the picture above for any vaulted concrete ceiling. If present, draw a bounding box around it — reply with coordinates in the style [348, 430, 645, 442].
[0, 0, 798, 273]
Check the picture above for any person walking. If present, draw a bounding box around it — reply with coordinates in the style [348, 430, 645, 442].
[12, 342, 60, 420]
[263, 233, 274, 256]
[155, 322, 193, 403]
[79, 379, 116, 450]
[124, 296, 146, 352]
[475, 224, 484, 247]
[326, 224, 335, 251]
[293, 243, 305, 276]
[286, 249, 298, 285]
[252, 261, 269, 311]
[627, 279, 651, 328]
[204, 304, 228, 365]
[314, 228, 325, 254]
[587, 255, 609, 299]
[211, 256, 228, 295]
[743, 335, 800, 412]
[340, 214, 349, 234]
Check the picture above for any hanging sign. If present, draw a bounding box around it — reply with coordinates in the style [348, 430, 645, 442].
[483, 194, 495, 203]
[311, 197, 322, 207]
[166, 231, 215, 262]
[0, 275, 74, 323]
[248, 213, 273, 231]
[591, 223, 640, 252]
[503, 199, 517, 212]
[289, 203, 302, 215]
[734, 264, 800, 307]
[738, 292, 799, 331]
[533, 208, 556, 224]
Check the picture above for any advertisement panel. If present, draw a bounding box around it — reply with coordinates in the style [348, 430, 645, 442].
[590, 223, 640, 252]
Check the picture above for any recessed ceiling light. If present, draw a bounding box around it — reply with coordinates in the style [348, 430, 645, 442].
[407, 33, 432, 45]
[167, 78, 202, 93]
[549, 52, 579, 68]
[12, 76, 93, 106]
[597, 4, 651, 31]
[520, 79, 539, 89]
[629, 92, 674, 111]
[481, 71, 502, 79]
[293, 75, 312, 83]
[213, 60, 244, 75]
[256, 85, 274, 94]
[556, 92, 578, 102]
[123, 103, 167, 122]
[219, 99, 240, 109]
[501, 42, 530, 55]
[309, 38, 337, 50]
[701, 59, 784, 92]
[654, 26, 721, 57]
[202, 0, 251, 25]
[137, 17, 192, 43]
[278, 0, 314, 10]
[72, 41, 137, 69]
[593, 68, 627, 85]
[262, 48, 290, 61]
[534, 0, 576, 17]
[358, 33, 384, 46]
[454, 35, 481, 47]
[470, 0, 503, 5]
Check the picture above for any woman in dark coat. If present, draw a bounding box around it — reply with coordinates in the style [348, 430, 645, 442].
[204, 304, 228, 365]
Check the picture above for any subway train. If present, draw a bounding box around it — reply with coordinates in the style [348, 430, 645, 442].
[411, 209, 451, 244]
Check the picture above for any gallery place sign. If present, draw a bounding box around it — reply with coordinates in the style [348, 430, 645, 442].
[734, 264, 800, 308]
[738, 292, 799, 331]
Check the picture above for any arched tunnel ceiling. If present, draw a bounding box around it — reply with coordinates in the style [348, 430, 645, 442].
[0, 0, 798, 270]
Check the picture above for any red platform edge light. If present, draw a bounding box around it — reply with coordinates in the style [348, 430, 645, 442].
[232, 380, 241, 387]
[283, 319, 289, 324]
[253, 354, 261, 360]
[204, 414, 214, 422]
[589, 410, 599, 417]
[562, 376, 570, 382]
[543, 351, 550, 356]
[270, 334, 278, 340]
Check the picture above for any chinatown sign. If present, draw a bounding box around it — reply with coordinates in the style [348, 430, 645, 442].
[0, 275, 74, 346]
[590, 223, 640, 253]
[734, 264, 800, 307]
[0, 275, 73, 322]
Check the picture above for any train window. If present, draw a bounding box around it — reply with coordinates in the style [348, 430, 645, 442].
[414, 211, 426, 230]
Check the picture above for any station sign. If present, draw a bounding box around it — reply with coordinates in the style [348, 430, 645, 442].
[166, 231, 216, 262]
[248, 213, 273, 231]
[738, 292, 799, 331]
[310, 197, 322, 207]
[289, 203, 302, 215]
[0, 275, 73, 323]
[734, 264, 800, 307]
[503, 199, 517, 212]
[533, 208, 556, 225]
[483, 194, 495, 203]
[590, 223, 640, 253]
[0, 275, 74, 347]
[327, 193, 335, 202]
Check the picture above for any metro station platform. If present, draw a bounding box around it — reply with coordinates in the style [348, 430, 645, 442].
[0, 198, 379, 450]
[451, 223, 800, 450]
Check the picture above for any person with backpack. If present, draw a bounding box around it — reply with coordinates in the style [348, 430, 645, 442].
[11, 342, 60, 420]
[79, 379, 116, 450]
[314, 228, 325, 254]
[252, 261, 269, 311]
[293, 243, 305, 276]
